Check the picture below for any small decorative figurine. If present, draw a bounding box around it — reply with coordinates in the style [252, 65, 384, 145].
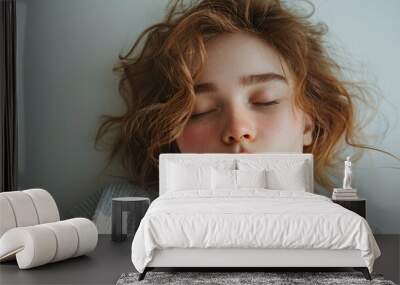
[342, 156, 352, 189]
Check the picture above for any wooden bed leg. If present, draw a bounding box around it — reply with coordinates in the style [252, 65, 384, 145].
[354, 267, 371, 280]
[138, 268, 148, 281]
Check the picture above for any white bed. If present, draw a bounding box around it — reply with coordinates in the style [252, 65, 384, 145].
[131, 153, 380, 280]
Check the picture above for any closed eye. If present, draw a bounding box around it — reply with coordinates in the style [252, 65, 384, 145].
[189, 109, 217, 119]
[253, 100, 279, 106]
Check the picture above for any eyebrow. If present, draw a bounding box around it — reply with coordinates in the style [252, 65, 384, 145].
[193, 72, 288, 94]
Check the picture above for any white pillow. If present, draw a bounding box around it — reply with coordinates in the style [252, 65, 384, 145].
[212, 168, 237, 190]
[237, 159, 308, 191]
[236, 169, 267, 188]
[167, 162, 212, 191]
[212, 168, 268, 190]
[266, 162, 307, 191]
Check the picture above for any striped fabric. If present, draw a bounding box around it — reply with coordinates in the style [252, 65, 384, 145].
[67, 188, 104, 220]
[67, 182, 156, 234]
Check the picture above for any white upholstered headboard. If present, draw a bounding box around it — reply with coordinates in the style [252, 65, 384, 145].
[159, 153, 314, 195]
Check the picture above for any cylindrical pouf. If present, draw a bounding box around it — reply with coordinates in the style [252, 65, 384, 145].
[112, 197, 150, 242]
[0, 218, 98, 269]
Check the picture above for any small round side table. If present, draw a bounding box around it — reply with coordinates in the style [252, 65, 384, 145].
[112, 197, 150, 242]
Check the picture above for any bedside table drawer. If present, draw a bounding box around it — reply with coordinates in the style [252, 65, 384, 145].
[332, 199, 366, 218]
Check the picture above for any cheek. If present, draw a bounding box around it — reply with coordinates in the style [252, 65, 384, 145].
[256, 107, 305, 148]
[277, 108, 303, 132]
[255, 106, 296, 133]
[278, 108, 305, 146]
[255, 113, 281, 134]
[176, 123, 218, 152]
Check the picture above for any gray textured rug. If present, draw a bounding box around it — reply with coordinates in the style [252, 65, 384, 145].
[116, 271, 396, 285]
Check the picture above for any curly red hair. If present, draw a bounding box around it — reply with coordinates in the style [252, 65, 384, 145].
[95, 0, 391, 193]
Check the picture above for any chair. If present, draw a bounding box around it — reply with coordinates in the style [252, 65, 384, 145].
[0, 189, 98, 269]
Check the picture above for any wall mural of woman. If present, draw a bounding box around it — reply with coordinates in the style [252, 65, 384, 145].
[95, 0, 397, 198]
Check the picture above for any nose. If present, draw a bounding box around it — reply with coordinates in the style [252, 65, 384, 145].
[221, 110, 256, 145]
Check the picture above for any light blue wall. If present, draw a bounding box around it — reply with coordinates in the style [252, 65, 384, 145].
[16, 0, 167, 218]
[309, 0, 400, 233]
[17, 0, 400, 233]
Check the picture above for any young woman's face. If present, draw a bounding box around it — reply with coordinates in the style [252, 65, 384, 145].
[176, 32, 313, 153]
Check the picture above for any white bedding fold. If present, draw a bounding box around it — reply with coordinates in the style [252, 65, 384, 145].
[131, 189, 380, 273]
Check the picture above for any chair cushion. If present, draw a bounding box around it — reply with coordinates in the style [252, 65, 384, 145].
[0, 189, 60, 238]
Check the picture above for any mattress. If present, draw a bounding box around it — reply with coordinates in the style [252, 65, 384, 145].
[131, 189, 380, 273]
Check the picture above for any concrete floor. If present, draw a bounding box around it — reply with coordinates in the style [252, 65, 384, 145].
[0, 235, 398, 285]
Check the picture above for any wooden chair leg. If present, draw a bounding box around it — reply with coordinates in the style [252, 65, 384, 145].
[354, 267, 372, 280]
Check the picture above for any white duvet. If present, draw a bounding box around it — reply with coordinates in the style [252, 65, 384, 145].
[131, 189, 380, 273]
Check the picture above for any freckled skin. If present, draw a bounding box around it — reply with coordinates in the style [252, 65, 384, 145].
[176, 32, 313, 153]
